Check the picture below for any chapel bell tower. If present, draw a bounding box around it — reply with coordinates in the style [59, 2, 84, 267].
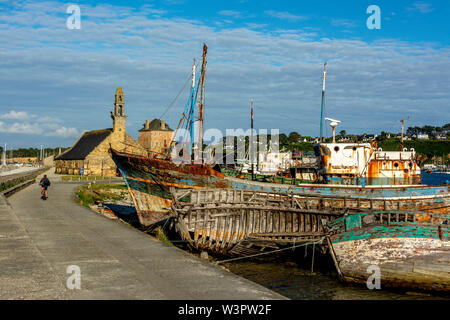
[111, 87, 127, 137]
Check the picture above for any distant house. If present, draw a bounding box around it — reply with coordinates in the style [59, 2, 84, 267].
[362, 134, 377, 142]
[435, 133, 447, 140]
[55, 87, 142, 176]
[338, 137, 353, 143]
[417, 134, 429, 140]
[138, 119, 174, 155]
[396, 133, 411, 141]
[423, 164, 437, 170]
[258, 150, 291, 175]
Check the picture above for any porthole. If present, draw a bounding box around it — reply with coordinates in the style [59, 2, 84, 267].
[394, 162, 399, 168]
[334, 146, 340, 152]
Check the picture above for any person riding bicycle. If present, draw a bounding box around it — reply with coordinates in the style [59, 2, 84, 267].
[40, 175, 51, 200]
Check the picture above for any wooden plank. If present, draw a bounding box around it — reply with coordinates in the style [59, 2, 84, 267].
[219, 211, 230, 250]
[201, 208, 209, 246]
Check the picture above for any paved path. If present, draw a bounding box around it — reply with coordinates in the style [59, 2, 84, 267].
[0, 171, 285, 300]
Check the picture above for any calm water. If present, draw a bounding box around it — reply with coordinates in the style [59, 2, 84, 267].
[223, 257, 449, 300]
[422, 171, 450, 185]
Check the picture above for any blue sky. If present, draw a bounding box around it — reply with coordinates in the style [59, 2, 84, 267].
[0, 0, 449, 148]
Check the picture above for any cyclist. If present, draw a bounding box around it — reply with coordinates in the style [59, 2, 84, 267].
[40, 174, 51, 200]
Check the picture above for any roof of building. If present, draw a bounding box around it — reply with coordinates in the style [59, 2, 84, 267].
[139, 119, 173, 132]
[55, 129, 112, 160]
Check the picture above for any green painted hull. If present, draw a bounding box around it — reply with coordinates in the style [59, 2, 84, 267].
[327, 212, 450, 291]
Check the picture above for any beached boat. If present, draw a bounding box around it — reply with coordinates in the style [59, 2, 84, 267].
[111, 44, 450, 227]
[170, 188, 334, 255]
[325, 211, 450, 291]
[111, 148, 449, 226]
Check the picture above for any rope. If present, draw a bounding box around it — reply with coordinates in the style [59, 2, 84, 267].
[159, 69, 194, 120]
[213, 236, 325, 265]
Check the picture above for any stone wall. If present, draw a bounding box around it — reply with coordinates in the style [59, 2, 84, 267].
[55, 159, 84, 175]
[139, 130, 173, 155]
[43, 155, 54, 167]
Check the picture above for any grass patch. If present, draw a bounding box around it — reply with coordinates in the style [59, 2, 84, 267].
[0, 179, 25, 192]
[76, 183, 128, 208]
[90, 184, 128, 191]
[153, 226, 172, 245]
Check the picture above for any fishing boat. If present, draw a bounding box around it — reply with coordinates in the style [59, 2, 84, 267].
[111, 44, 450, 227]
[325, 211, 450, 291]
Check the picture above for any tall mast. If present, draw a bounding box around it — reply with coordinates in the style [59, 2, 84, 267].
[189, 58, 196, 157]
[319, 62, 327, 142]
[2, 143, 6, 167]
[197, 43, 208, 163]
[400, 119, 405, 150]
[251, 99, 254, 181]
[191, 59, 196, 89]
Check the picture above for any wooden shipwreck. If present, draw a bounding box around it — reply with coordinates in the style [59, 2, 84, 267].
[326, 211, 450, 292]
[170, 188, 366, 255]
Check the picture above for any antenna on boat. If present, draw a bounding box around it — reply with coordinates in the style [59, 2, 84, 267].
[319, 62, 327, 142]
[325, 118, 340, 143]
[400, 116, 410, 151]
[251, 99, 254, 181]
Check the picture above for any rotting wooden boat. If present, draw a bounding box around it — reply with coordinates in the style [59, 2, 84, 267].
[325, 211, 450, 292]
[111, 147, 449, 226]
[170, 188, 341, 255]
[110, 44, 450, 227]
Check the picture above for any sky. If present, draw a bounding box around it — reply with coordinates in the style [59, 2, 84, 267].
[0, 0, 449, 148]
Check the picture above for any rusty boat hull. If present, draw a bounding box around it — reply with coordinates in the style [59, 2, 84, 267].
[327, 212, 450, 292]
[111, 149, 450, 226]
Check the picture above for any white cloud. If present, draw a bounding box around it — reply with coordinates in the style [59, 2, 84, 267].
[48, 126, 80, 138]
[264, 10, 307, 21]
[331, 19, 356, 29]
[218, 10, 241, 18]
[0, 110, 32, 120]
[0, 110, 79, 138]
[407, 2, 434, 14]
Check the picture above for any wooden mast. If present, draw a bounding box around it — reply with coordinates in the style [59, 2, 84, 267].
[196, 43, 208, 164]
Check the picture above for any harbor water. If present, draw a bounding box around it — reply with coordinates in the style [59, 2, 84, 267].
[223, 258, 449, 300]
[422, 171, 450, 185]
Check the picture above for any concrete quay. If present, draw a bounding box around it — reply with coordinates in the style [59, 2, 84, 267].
[0, 171, 286, 300]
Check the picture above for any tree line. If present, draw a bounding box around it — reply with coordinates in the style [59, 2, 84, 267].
[0, 147, 70, 158]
